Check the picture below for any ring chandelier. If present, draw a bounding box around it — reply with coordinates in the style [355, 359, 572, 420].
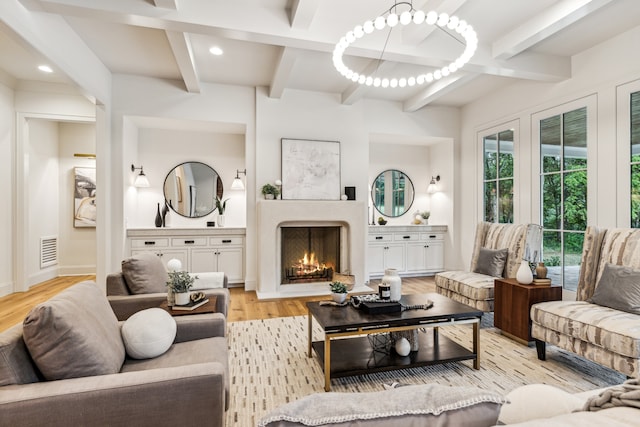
[332, 3, 478, 89]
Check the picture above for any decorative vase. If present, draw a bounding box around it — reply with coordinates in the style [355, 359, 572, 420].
[174, 291, 190, 306]
[516, 260, 534, 284]
[332, 293, 346, 304]
[265, 193, 274, 200]
[535, 262, 548, 279]
[382, 268, 402, 301]
[394, 337, 411, 357]
[154, 203, 162, 227]
[161, 201, 169, 227]
[217, 214, 225, 227]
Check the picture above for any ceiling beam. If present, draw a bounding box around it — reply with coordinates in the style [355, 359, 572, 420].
[493, 0, 614, 60]
[269, 47, 297, 98]
[288, 0, 319, 29]
[165, 30, 200, 93]
[153, 0, 177, 10]
[403, 73, 476, 112]
[401, 0, 467, 46]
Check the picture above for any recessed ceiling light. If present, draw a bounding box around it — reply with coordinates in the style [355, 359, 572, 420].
[209, 46, 223, 56]
[38, 65, 53, 73]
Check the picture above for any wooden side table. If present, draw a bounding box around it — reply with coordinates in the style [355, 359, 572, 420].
[494, 278, 561, 344]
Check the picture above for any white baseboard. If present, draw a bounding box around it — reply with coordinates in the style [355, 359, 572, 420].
[0, 281, 13, 297]
[57, 265, 96, 275]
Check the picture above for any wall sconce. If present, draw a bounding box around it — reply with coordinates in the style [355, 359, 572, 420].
[231, 169, 247, 190]
[427, 175, 441, 194]
[131, 164, 150, 188]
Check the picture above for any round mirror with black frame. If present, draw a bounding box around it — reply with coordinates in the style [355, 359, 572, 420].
[371, 169, 415, 217]
[163, 161, 223, 218]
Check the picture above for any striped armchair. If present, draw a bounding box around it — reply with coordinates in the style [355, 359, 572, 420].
[435, 222, 542, 312]
[531, 226, 640, 377]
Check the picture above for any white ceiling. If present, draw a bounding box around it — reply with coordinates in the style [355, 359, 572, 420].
[1, 0, 640, 110]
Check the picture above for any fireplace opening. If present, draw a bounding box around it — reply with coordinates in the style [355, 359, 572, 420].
[281, 226, 340, 284]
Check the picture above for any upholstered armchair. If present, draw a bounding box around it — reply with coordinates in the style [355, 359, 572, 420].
[435, 222, 542, 311]
[0, 281, 229, 427]
[107, 253, 229, 332]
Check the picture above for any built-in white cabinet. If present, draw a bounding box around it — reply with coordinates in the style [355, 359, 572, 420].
[368, 225, 447, 279]
[127, 228, 245, 284]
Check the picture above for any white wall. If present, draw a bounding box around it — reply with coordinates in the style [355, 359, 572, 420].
[28, 119, 59, 284]
[132, 129, 246, 228]
[58, 122, 96, 275]
[457, 25, 640, 272]
[0, 83, 13, 296]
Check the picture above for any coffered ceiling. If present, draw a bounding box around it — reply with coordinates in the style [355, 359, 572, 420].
[1, 0, 640, 110]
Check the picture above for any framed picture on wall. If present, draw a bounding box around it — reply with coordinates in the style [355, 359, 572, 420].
[74, 167, 96, 228]
[281, 138, 340, 200]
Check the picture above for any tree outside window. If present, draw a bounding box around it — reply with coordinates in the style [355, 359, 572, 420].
[483, 130, 514, 223]
[630, 91, 640, 227]
[540, 107, 587, 292]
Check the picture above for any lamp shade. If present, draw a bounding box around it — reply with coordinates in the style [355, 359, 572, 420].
[231, 177, 245, 190]
[134, 172, 150, 188]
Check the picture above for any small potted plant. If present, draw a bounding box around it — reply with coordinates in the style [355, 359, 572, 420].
[329, 281, 348, 303]
[213, 196, 229, 227]
[167, 270, 197, 305]
[377, 216, 387, 225]
[261, 183, 280, 200]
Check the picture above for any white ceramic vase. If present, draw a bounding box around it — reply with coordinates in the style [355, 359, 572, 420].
[217, 214, 225, 227]
[174, 291, 190, 305]
[332, 293, 346, 304]
[394, 337, 411, 356]
[516, 260, 533, 285]
[382, 268, 402, 301]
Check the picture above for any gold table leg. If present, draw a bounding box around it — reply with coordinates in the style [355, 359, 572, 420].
[324, 334, 331, 391]
[473, 320, 480, 369]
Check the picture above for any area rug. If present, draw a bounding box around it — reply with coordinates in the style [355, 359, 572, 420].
[225, 315, 625, 426]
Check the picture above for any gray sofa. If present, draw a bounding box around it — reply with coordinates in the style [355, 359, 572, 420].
[0, 281, 229, 427]
[107, 252, 230, 332]
[436, 222, 542, 311]
[532, 226, 640, 377]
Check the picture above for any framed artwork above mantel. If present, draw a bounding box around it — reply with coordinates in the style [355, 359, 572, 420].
[281, 138, 340, 200]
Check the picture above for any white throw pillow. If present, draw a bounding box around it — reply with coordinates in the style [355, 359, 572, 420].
[121, 308, 176, 359]
[498, 384, 585, 424]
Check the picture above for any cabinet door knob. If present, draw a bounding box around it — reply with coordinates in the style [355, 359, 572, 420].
[429, 235, 436, 238]
[144, 241, 156, 245]
[222, 239, 232, 243]
[375, 236, 383, 240]
[403, 235, 410, 239]
[184, 240, 195, 244]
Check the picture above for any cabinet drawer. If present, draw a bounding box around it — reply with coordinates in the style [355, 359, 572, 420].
[394, 233, 419, 241]
[368, 234, 393, 242]
[209, 236, 244, 246]
[130, 238, 169, 248]
[171, 237, 207, 247]
[421, 233, 443, 241]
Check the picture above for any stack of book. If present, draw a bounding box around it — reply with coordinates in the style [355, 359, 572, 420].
[532, 278, 551, 286]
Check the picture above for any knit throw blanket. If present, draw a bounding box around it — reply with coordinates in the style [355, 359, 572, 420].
[583, 378, 640, 412]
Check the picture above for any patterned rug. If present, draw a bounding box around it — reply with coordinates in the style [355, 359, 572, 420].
[225, 314, 624, 426]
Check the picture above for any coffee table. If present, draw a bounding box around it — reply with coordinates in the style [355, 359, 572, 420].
[307, 293, 482, 391]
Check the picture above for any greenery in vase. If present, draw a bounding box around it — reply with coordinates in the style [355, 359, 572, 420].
[261, 183, 280, 198]
[419, 211, 430, 220]
[167, 271, 197, 293]
[213, 196, 229, 215]
[329, 281, 347, 294]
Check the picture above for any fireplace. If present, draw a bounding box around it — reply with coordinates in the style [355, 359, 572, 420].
[256, 200, 371, 299]
[281, 226, 340, 284]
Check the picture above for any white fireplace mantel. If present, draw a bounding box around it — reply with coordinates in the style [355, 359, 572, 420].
[256, 200, 369, 299]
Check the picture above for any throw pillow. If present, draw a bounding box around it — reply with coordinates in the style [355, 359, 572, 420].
[121, 252, 168, 294]
[589, 263, 640, 314]
[121, 308, 177, 359]
[258, 383, 507, 427]
[22, 281, 125, 381]
[498, 384, 584, 425]
[473, 247, 509, 277]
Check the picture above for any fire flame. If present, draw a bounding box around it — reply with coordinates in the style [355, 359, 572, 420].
[294, 252, 328, 275]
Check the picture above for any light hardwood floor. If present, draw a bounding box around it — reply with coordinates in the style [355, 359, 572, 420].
[0, 275, 436, 331]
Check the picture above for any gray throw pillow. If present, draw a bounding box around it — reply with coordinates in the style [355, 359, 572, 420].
[258, 383, 507, 427]
[121, 252, 168, 294]
[473, 247, 508, 277]
[589, 263, 640, 314]
[22, 281, 125, 381]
